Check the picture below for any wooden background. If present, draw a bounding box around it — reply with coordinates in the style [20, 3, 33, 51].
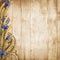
[7, 0, 60, 60]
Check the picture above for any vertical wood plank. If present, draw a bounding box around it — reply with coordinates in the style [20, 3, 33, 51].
[48, 0, 57, 60]
[21, 0, 31, 60]
[17, 0, 23, 60]
[30, 0, 36, 60]
[38, 0, 48, 60]
[57, 0, 60, 60]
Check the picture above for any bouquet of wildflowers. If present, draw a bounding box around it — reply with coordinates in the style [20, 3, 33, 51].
[0, 0, 18, 60]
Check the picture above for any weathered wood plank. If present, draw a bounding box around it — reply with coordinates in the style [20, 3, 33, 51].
[21, 0, 31, 60]
[48, 0, 58, 60]
[57, 0, 60, 60]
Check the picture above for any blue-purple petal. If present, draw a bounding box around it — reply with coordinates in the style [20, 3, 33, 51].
[1, 25, 9, 30]
[0, 51, 6, 55]
[2, 16, 5, 22]
[4, 1, 10, 7]
[6, 18, 10, 24]
[6, 35, 10, 40]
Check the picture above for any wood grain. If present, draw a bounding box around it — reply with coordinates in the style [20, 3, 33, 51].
[7, 0, 60, 60]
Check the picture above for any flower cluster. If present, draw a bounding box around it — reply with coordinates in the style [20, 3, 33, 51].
[1, 1, 10, 41]
[0, 0, 18, 60]
[1, 18, 10, 30]
[0, 1, 11, 57]
[1, 16, 10, 41]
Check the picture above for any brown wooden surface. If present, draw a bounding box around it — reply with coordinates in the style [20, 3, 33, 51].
[7, 0, 60, 60]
